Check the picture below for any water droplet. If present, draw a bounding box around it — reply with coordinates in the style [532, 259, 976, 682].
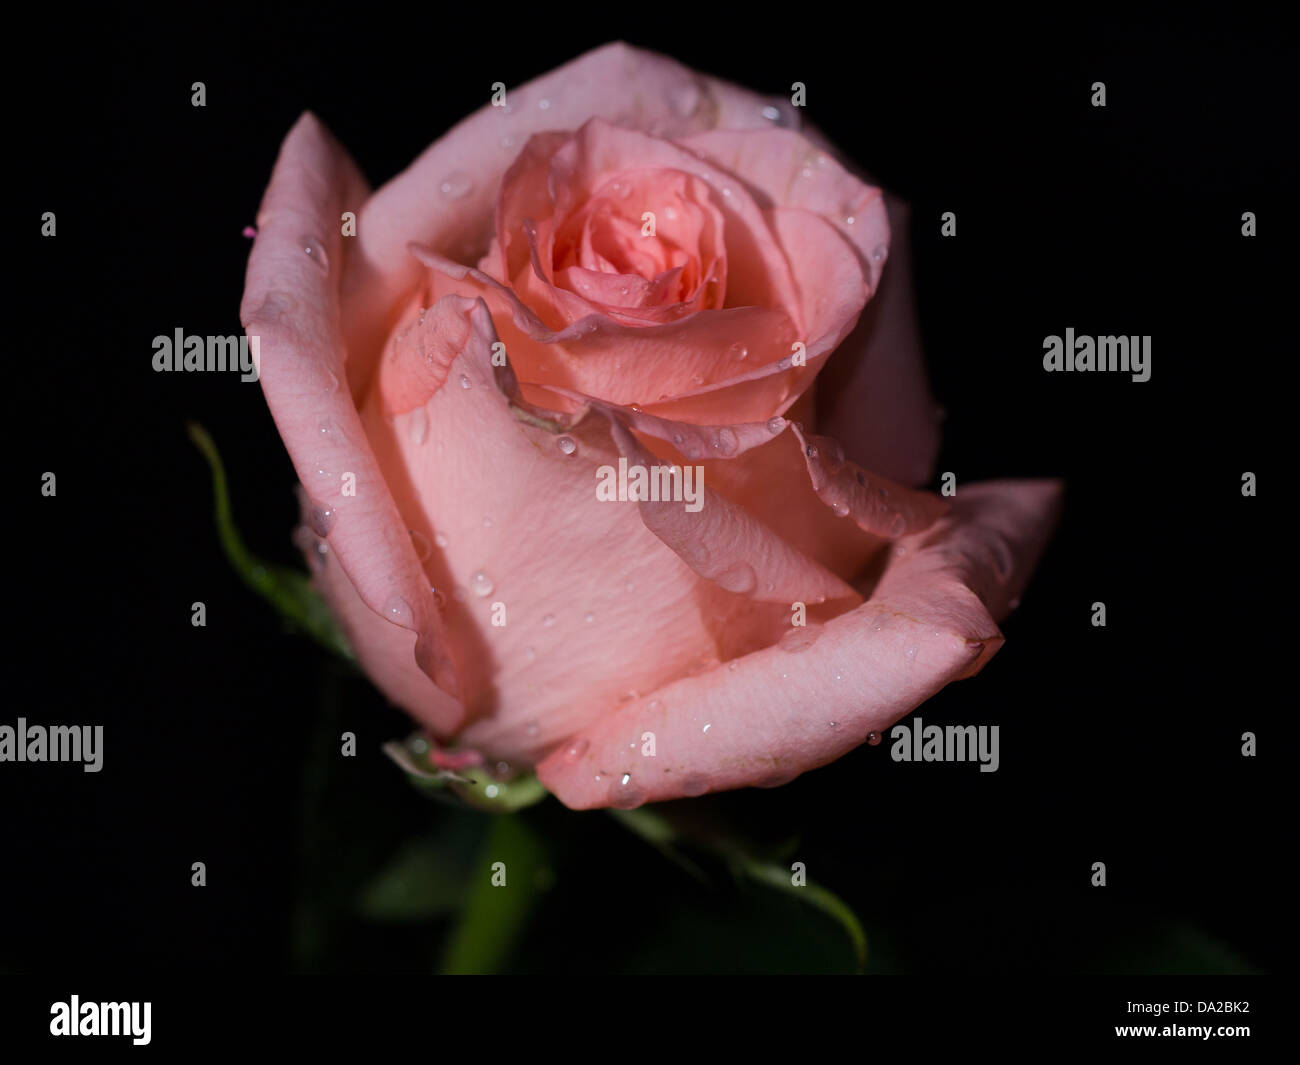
[471, 570, 494, 597]
[459, 374, 472, 389]
[829, 498, 850, 517]
[484, 783, 500, 799]
[829, 720, 838, 728]
[408, 407, 428, 445]
[542, 613, 556, 627]
[525, 720, 540, 737]
[870, 244, 886, 262]
[384, 596, 414, 626]
[729, 343, 749, 361]
[701, 723, 712, 734]
[778, 356, 793, 370]
[682, 775, 710, 797]
[778, 624, 823, 653]
[761, 104, 781, 121]
[609, 774, 645, 809]
[557, 435, 577, 455]
[439, 172, 474, 200]
[905, 645, 918, 661]
[1008, 596, 1022, 611]
[845, 214, 856, 226]
[671, 83, 700, 117]
[562, 739, 589, 764]
[805, 443, 818, 459]
[583, 612, 595, 624]
[301, 236, 329, 272]
[308, 503, 335, 537]
[430, 586, 447, 609]
[717, 561, 756, 594]
[714, 427, 738, 455]
[766, 416, 787, 434]
[537, 97, 551, 110]
[867, 731, 882, 746]
[434, 531, 449, 548]
[889, 513, 906, 537]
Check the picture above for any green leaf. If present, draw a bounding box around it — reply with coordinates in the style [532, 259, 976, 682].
[731, 857, 868, 973]
[609, 804, 866, 971]
[357, 840, 465, 922]
[187, 421, 352, 661]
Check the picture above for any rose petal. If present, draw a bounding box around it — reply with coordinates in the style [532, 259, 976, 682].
[536, 479, 1062, 808]
[816, 194, 943, 486]
[240, 112, 464, 730]
[788, 422, 948, 538]
[601, 413, 861, 607]
[360, 294, 817, 764]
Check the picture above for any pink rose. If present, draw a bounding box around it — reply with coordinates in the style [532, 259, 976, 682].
[241, 42, 1060, 810]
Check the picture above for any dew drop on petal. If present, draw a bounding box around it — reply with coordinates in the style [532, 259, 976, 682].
[717, 561, 756, 594]
[562, 739, 589, 764]
[459, 374, 472, 389]
[383, 596, 414, 626]
[542, 613, 556, 627]
[308, 504, 335, 537]
[434, 531, 449, 548]
[409, 529, 431, 560]
[867, 731, 882, 746]
[557, 435, 577, 455]
[408, 407, 428, 446]
[439, 172, 474, 200]
[778, 624, 823, 653]
[301, 236, 329, 272]
[470, 571, 495, 597]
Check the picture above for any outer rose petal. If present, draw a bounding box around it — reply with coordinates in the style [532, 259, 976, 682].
[239, 112, 463, 730]
[816, 195, 944, 486]
[358, 295, 848, 765]
[536, 479, 1062, 809]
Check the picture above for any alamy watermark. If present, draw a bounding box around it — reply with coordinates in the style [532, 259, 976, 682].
[0, 718, 103, 772]
[152, 328, 259, 382]
[890, 715, 999, 772]
[596, 457, 704, 512]
[1043, 329, 1151, 382]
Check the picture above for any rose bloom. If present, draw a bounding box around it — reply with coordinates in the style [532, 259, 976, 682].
[241, 43, 1060, 809]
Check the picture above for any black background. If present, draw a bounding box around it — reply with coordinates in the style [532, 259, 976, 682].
[3, 8, 1291, 976]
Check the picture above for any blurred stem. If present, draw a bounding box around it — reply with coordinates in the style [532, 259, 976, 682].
[438, 814, 547, 974]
